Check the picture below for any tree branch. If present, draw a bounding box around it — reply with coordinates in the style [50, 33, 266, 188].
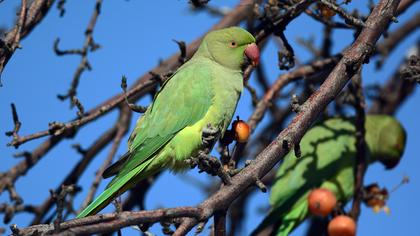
[17, 207, 203, 235]
[56, 0, 103, 106]
[348, 69, 368, 221]
[0, 0, 55, 81]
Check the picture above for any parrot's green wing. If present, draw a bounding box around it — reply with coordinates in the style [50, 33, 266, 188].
[112, 59, 214, 180]
[77, 59, 214, 218]
[101, 151, 131, 178]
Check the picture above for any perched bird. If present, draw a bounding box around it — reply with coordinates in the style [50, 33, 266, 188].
[77, 27, 260, 218]
[252, 115, 406, 236]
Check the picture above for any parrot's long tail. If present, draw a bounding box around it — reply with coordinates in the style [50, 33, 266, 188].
[76, 159, 152, 218]
[76, 187, 121, 218]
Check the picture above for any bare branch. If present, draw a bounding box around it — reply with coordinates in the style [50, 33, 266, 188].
[121, 76, 148, 113]
[348, 69, 368, 221]
[57, 0, 66, 17]
[57, 0, 103, 106]
[0, 0, 54, 80]
[5, 103, 22, 148]
[30, 108, 132, 225]
[319, 0, 366, 28]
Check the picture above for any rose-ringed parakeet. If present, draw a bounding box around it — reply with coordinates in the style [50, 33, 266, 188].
[77, 27, 260, 218]
[252, 115, 406, 236]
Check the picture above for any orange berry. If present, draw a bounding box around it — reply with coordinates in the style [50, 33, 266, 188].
[232, 120, 250, 143]
[318, 3, 336, 18]
[328, 215, 356, 236]
[307, 188, 337, 217]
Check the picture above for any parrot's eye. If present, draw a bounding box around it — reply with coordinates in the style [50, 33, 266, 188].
[229, 41, 238, 48]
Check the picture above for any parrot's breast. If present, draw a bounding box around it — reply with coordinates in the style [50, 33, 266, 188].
[157, 62, 243, 172]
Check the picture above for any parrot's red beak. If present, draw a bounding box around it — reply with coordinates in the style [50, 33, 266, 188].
[244, 43, 260, 67]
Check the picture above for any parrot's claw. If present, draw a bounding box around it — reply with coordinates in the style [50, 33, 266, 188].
[186, 151, 232, 185]
[201, 124, 220, 150]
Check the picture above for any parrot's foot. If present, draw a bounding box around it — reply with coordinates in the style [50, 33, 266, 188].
[201, 124, 220, 150]
[186, 151, 232, 185]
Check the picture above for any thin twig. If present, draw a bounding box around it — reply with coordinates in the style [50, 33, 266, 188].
[348, 69, 367, 221]
[121, 76, 148, 113]
[29, 108, 132, 225]
[5, 103, 22, 148]
[57, 0, 103, 106]
[0, 0, 54, 80]
[79, 106, 131, 211]
[319, 0, 366, 28]
[248, 56, 340, 131]
[52, 185, 76, 232]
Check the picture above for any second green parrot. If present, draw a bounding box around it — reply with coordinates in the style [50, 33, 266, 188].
[252, 115, 406, 236]
[77, 27, 260, 218]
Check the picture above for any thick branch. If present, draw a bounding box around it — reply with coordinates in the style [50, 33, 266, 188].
[17, 207, 203, 235]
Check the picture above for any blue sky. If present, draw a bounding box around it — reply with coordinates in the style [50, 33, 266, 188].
[0, 1, 419, 235]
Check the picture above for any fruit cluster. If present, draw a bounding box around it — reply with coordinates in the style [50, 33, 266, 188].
[308, 188, 356, 236]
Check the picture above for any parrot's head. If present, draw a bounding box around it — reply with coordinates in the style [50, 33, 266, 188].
[366, 115, 407, 169]
[196, 27, 259, 70]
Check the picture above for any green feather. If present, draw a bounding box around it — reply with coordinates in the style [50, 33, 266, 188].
[77, 158, 154, 218]
[110, 58, 214, 183]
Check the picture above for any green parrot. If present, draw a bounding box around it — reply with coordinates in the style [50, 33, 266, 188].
[252, 115, 406, 236]
[77, 27, 260, 218]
